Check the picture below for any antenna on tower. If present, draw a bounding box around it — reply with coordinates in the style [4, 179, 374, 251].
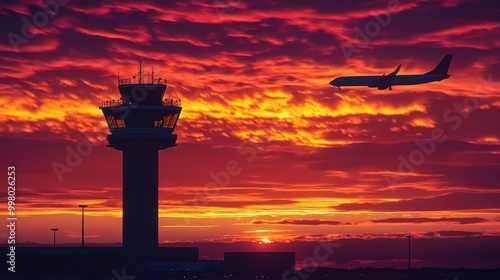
[138, 57, 143, 84]
[151, 66, 154, 82]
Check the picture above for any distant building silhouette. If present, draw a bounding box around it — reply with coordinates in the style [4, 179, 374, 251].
[0, 247, 198, 277]
[224, 252, 295, 279]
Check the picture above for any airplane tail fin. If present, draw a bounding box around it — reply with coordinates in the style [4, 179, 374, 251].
[426, 54, 453, 75]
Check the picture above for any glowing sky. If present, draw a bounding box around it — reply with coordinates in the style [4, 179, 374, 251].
[1, 0, 499, 268]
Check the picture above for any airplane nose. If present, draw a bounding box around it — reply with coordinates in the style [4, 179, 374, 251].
[329, 79, 336, 86]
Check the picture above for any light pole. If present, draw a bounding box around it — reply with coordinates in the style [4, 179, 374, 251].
[79, 205, 88, 247]
[51, 228, 58, 247]
[406, 235, 413, 270]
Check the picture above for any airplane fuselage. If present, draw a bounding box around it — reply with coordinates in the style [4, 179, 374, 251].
[330, 74, 450, 87]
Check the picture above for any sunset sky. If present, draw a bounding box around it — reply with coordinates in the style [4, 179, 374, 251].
[1, 0, 499, 269]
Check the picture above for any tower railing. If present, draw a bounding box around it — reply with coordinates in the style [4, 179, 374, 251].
[100, 99, 182, 108]
[118, 77, 167, 85]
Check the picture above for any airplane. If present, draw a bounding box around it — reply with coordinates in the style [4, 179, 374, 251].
[329, 54, 453, 90]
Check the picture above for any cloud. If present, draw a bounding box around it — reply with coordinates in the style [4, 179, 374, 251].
[423, 230, 483, 237]
[251, 218, 351, 226]
[371, 217, 488, 225]
[334, 192, 500, 211]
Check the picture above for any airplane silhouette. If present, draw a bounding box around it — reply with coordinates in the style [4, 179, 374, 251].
[329, 54, 453, 90]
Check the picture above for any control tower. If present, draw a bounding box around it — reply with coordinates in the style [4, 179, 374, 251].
[100, 58, 182, 273]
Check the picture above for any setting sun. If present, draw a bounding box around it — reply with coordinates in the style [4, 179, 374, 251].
[259, 238, 272, 244]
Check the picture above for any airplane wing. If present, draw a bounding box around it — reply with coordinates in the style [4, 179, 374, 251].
[369, 64, 400, 90]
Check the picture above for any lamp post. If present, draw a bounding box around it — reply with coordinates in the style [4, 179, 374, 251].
[79, 205, 88, 247]
[51, 228, 58, 247]
[406, 235, 413, 270]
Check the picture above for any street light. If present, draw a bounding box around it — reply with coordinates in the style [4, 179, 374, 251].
[406, 235, 413, 270]
[79, 205, 88, 247]
[51, 228, 58, 247]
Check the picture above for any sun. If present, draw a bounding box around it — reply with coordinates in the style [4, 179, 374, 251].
[259, 238, 272, 244]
